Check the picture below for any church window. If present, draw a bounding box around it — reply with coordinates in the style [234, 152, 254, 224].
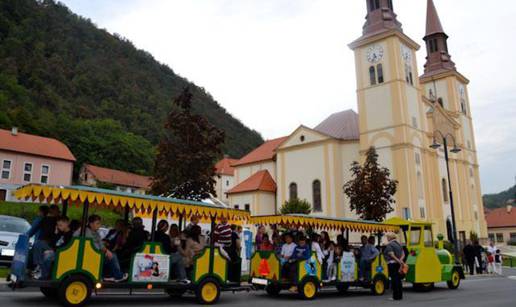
[388, 0, 393, 10]
[469, 167, 474, 177]
[289, 182, 298, 201]
[411, 116, 418, 128]
[461, 100, 467, 115]
[446, 219, 454, 242]
[429, 89, 436, 101]
[429, 39, 439, 53]
[467, 141, 471, 149]
[369, 66, 376, 85]
[377, 64, 384, 83]
[402, 208, 411, 220]
[369, 0, 380, 11]
[405, 64, 413, 85]
[437, 98, 444, 107]
[420, 207, 426, 219]
[415, 152, 421, 165]
[300, 135, 305, 142]
[417, 171, 424, 199]
[312, 180, 322, 212]
[441, 178, 449, 202]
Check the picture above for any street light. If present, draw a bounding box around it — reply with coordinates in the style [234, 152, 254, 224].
[429, 130, 462, 264]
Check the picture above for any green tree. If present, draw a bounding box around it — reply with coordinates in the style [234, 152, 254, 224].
[151, 87, 224, 200]
[280, 198, 312, 215]
[343, 147, 398, 222]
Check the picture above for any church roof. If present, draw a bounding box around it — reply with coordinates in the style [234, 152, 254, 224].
[314, 109, 359, 141]
[214, 157, 238, 176]
[82, 164, 151, 189]
[425, 0, 445, 37]
[232, 137, 288, 167]
[227, 170, 276, 195]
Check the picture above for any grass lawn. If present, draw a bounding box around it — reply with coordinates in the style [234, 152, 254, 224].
[0, 267, 8, 278]
[0, 201, 123, 227]
[503, 256, 516, 267]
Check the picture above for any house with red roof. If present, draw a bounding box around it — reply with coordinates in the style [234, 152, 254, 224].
[485, 202, 516, 246]
[213, 157, 238, 203]
[79, 164, 151, 195]
[0, 127, 76, 201]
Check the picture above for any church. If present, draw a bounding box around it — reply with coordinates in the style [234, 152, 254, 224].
[215, 0, 488, 241]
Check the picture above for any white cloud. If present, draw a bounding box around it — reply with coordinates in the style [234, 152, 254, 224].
[61, 0, 516, 193]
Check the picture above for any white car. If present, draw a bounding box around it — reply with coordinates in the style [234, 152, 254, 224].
[0, 215, 31, 266]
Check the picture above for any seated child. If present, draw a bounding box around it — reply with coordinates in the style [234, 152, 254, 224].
[260, 234, 274, 251]
[287, 235, 311, 292]
[280, 233, 296, 282]
[40, 216, 73, 280]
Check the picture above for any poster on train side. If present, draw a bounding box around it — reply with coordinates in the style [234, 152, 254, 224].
[131, 253, 170, 283]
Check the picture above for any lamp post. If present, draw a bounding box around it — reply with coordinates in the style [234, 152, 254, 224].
[430, 130, 462, 264]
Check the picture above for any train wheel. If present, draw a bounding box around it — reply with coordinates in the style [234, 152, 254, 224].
[371, 276, 386, 296]
[58, 275, 92, 307]
[196, 278, 221, 305]
[447, 270, 461, 290]
[299, 279, 318, 300]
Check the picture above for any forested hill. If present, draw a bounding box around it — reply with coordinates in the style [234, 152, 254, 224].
[0, 0, 263, 177]
[483, 185, 516, 209]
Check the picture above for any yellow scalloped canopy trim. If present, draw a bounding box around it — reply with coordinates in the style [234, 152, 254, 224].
[249, 215, 399, 233]
[15, 184, 249, 220]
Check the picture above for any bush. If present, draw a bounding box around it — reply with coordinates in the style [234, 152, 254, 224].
[280, 199, 312, 215]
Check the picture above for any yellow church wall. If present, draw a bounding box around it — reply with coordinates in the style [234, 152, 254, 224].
[234, 161, 276, 186]
[339, 142, 360, 219]
[278, 142, 327, 215]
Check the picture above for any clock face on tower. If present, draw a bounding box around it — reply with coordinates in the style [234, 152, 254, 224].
[401, 45, 412, 63]
[366, 44, 384, 63]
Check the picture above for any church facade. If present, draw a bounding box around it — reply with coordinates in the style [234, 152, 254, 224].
[222, 0, 488, 240]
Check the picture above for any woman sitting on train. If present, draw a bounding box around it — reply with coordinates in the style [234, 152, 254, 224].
[181, 225, 205, 276]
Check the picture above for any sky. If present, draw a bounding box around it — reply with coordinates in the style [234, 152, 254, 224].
[59, 0, 516, 194]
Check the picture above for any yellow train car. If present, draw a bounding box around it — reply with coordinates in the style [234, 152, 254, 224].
[9, 184, 250, 306]
[384, 217, 464, 291]
[248, 214, 399, 300]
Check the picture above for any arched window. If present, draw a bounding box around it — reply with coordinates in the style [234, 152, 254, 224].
[377, 64, 384, 84]
[446, 218, 454, 242]
[369, 0, 380, 11]
[369, 66, 376, 85]
[289, 182, 298, 201]
[437, 97, 444, 107]
[429, 38, 439, 53]
[441, 178, 449, 202]
[312, 180, 322, 212]
[417, 171, 424, 199]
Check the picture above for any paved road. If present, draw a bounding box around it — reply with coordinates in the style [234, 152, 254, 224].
[2, 269, 516, 307]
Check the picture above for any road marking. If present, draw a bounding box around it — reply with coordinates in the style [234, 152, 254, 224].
[508, 276, 516, 280]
